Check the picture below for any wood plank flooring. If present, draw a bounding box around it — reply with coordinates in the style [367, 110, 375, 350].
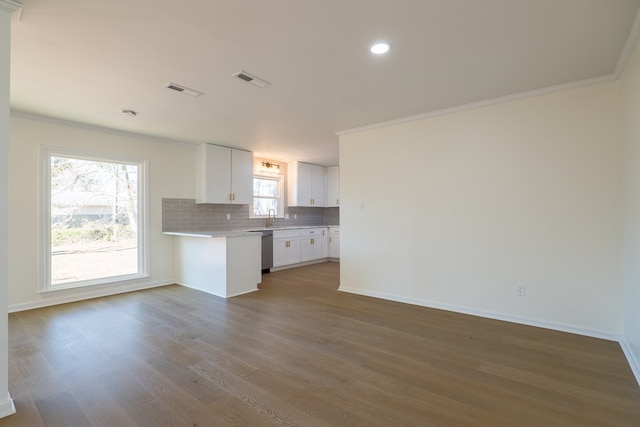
[2, 262, 639, 426]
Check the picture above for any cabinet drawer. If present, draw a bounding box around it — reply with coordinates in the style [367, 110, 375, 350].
[273, 229, 301, 240]
[329, 227, 340, 236]
[300, 227, 323, 237]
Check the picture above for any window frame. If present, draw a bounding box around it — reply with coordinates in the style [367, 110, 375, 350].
[40, 146, 149, 293]
[250, 173, 285, 219]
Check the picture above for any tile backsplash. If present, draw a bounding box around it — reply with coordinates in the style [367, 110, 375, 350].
[162, 198, 339, 232]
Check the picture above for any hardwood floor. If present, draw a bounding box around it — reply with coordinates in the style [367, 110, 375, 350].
[2, 262, 639, 426]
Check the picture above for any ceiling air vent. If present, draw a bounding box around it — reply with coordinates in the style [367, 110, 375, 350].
[232, 71, 271, 88]
[163, 82, 204, 97]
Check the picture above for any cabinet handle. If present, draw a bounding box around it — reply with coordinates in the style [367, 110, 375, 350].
[232, 193, 235, 201]
[337, 199, 339, 205]
[311, 238, 315, 244]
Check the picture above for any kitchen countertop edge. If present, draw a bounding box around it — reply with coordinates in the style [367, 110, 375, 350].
[164, 225, 340, 238]
[163, 231, 259, 238]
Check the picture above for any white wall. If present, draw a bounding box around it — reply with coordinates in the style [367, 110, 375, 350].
[620, 35, 640, 379]
[339, 82, 622, 338]
[8, 115, 196, 310]
[0, 1, 20, 419]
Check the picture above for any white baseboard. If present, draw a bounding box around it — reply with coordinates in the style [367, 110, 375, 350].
[620, 338, 640, 387]
[269, 258, 330, 272]
[0, 393, 15, 419]
[338, 286, 619, 342]
[8, 279, 175, 313]
[226, 287, 260, 298]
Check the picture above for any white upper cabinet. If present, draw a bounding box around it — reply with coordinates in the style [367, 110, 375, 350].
[230, 149, 253, 204]
[326, 165, 339, 207]
[196, 144, 253, 204]
[310, 164, 326, 207]
[288, 161, 326, 207]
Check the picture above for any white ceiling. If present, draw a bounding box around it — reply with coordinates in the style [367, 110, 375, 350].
[9, 0, 640, 166]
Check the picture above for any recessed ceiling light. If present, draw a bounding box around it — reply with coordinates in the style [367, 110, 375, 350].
[370, 42, 390, 55]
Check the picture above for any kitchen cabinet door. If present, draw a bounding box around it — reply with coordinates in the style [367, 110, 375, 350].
[300, 228, 323, 262]
[273, 230, 301, 267]
[196, 143, 253, 204]
[329, 227, 340, 258]
[310, 164, 326, 207]
[288, 161, 326, 206]
[326, 166, 339, 207]
[321, 227, 330, 258]
[230, 148, 253, 204]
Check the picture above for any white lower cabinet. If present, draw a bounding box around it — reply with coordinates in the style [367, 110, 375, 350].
[321, 227, 330, 258]
[273, 227, 336, 269]
[300, 228, 323, 262]
[329, 227, 340, 258]
[273, 229, 301, 267]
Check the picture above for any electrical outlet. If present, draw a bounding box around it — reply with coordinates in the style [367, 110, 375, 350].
[294, 214, 297, 219]
[285, 213, 290, 220]
[226, 213, 231, 220]
[516, 284, 526, 296]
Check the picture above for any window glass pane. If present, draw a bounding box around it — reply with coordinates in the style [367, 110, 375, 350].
[254, 178, 279, 197]
[252, 173, 283, 218]
[253, 198, 279, 216]
[50, 156, 139, 285]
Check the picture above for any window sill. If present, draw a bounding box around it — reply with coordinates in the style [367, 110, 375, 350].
[40, 273, 150, 294]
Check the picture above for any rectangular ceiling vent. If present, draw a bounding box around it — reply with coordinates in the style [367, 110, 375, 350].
[163, 82, 204, 97]
[232, 71, 271, 88]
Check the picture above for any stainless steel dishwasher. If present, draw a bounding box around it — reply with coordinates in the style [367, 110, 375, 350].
[259, 230, 273, 273]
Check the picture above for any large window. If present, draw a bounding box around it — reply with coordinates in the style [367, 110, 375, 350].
[42, 148, 148, 291]
[252, 175, 284, 217]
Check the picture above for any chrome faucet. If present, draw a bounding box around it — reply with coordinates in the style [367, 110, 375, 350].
[266, 208, 276, 227]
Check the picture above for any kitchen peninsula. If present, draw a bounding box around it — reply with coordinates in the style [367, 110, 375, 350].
[165, 230, 261, 298]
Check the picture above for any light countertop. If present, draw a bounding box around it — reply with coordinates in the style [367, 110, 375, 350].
[164, 225, 339, 238]
[163, 231, 259, 238]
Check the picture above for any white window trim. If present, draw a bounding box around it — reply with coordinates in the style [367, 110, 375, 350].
[40, 146, 150, 293]
[250, 173, 285, 219]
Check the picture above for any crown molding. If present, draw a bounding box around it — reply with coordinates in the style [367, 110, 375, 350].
[0, 0, 21, 14]
[10, 110, 198, 149]
[337, 74, 616, 137]
[614, 5, 640, 78]
[338, 4, 640, 138]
